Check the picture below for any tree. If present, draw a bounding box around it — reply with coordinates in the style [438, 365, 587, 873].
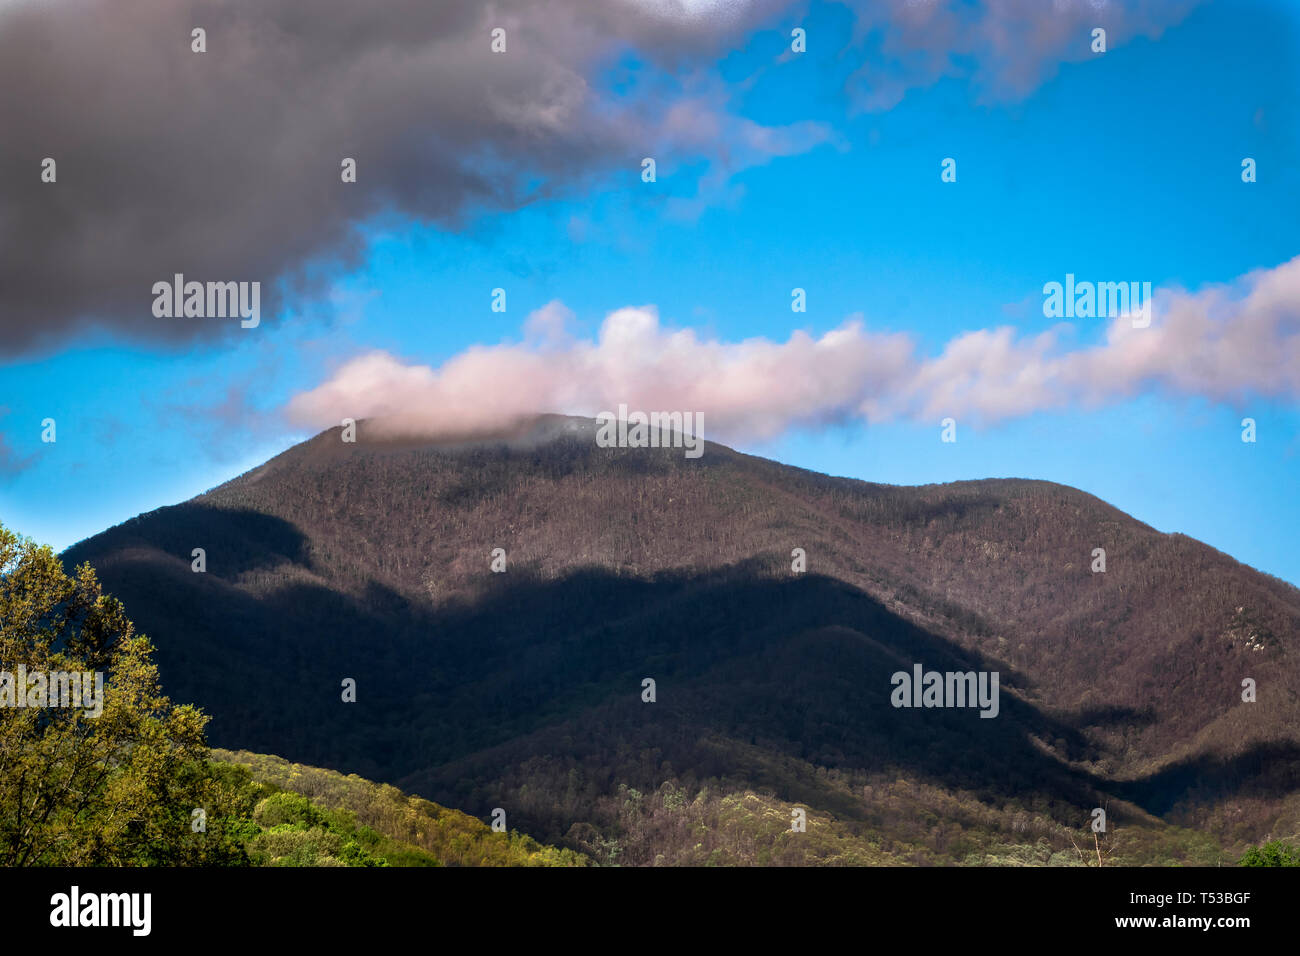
[0, 523, 247, 865]
[1239, 840, 1300, 867]
[1067, 804, 1121, 867]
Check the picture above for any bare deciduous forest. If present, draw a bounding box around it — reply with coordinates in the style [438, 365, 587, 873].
[61, 416, 1300, 864]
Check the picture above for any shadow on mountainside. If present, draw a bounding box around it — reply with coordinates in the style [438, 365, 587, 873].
[64, 507, 1114, 827]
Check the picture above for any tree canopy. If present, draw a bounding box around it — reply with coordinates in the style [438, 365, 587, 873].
[0, 522, 246, 865]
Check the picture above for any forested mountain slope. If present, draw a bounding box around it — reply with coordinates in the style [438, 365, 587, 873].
[63, 416, 1300, 862]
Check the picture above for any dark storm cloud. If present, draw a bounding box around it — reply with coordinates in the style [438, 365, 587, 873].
[0, 0, 785, 355]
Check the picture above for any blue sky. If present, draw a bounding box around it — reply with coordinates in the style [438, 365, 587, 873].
[2, 0, 1298, 585]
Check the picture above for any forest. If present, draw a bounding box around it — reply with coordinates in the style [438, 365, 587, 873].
[47, 416, 1300, 864]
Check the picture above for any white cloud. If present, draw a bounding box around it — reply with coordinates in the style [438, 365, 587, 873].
[287, 256, 1300, 442]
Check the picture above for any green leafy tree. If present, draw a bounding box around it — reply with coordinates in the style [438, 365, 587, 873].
[1239, 839, 1300, 867]
[0, 524, 247, 865]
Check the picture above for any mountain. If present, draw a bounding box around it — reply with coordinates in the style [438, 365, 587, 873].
[62, 415, 1300, 864]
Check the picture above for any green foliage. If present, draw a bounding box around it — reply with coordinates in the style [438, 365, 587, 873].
[215, 750, 588, 866]
[242, 790, 390, 866]
[0, 523, 247, 865]
[1238, 839, 1300, 866]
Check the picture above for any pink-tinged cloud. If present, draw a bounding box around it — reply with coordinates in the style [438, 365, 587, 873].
[287, 304, 915, 440]
[286, 255, 1300, 442]
[900, 257, 1300, 423]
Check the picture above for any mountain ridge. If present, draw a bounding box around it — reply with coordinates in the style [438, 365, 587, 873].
[60, 414, 1300, 861]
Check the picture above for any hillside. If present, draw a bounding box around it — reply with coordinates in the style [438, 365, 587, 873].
[62, 415, 1300, 862]
[212, 750, 587, 866]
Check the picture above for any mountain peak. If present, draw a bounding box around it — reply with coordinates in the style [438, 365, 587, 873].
[60, 426, 1300, 862]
